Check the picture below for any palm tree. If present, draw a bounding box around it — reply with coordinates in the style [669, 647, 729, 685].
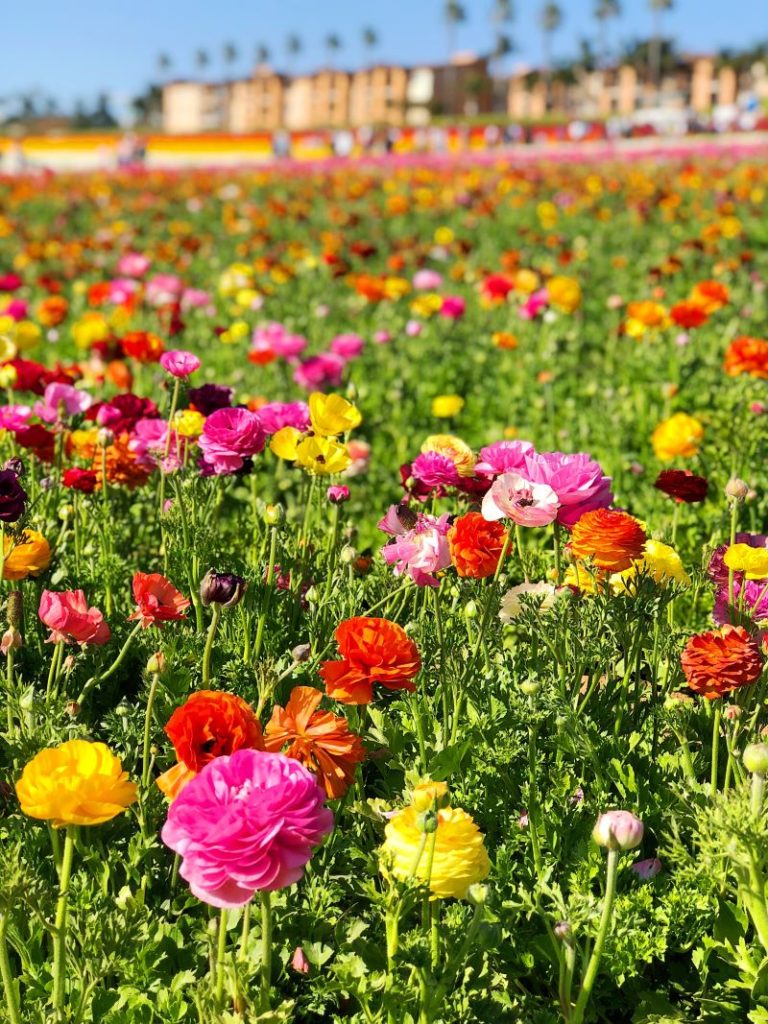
[194, 49, 210, 76]
[491, 0, 514, 27]
[223, 43, 238, 75]
[538, 3, 563, 108]
[594, 0, 620, 66]
[362, 26, 379, 61]
[255, 44, 271, 67]
[492, 32, 515, 76]
[324, 33, 342, 68]
[444, 2, 467, 60]
[156, 53, 172, 81]
[649, 0, 674, 89]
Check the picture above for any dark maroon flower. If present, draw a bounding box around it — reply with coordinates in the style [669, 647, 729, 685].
[0, 470, 26, 522]
[200, 569, 246, 608]
[654, 469, 709, 504]
[188, 383, 234, 416]
[13, 424, 56, 463]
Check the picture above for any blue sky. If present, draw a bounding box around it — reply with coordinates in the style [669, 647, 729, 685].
[4, 0, 765, 116]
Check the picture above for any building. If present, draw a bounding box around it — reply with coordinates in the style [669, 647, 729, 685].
[349, 65, 409, 126]
[161, 80, 234, 133]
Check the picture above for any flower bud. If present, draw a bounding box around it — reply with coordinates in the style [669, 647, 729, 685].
[58, 504, 74, 522]
[327, 484, 350, 504]
[520, 679, 540, 696]
[146, 652, 167, 676]
[412, 780, 449, 812]
[464, 600, 478, 620]
[3, 457, 24, 478]
[263, 503, 284, 526]
[630, 857, 662, 880]
[0, 627, 21, 655]
[291, 946, 310, 975]
[96, 427, 114, 448]
[554, 920, 572, 942]
[6, 590, 23, 630]
[467, 883, 488, 906]
[592, 810, 644, 851]
[744, 743, 768, 775]
[304, 586, 319, 605]
[723, 704, 742, 721]
[200, 569, 246, 608]
[417, 808, 439, 834]
[725, 477, 749, 503]
[291, 643, 312, 663]
[340, 545, 357, 564]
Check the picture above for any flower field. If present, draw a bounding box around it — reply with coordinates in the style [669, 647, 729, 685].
[1, 152, 768, 1023]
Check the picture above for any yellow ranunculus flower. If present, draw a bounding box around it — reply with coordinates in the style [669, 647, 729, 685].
[383, 277, 410, 300]
[421, 434, 475, 478]
[651, 412, 704, 461]
[514, 268, 540, 295]
[72, 312, 110, 350]
[380, 803, 490, 900]
[16, 740, 137, 827]
[172, 410, 206, 438]
[410, 293, 443, 317]
[270, 426, 302, 461]
[295, 435, 351, 475]
[309, 392, 362, 437]
[724, 543, 768, 580]
[431, 395, 464, 419]
[547, 276, 582, 314]
[434, 226, 455, 246]
[3, 530, 51, 581]
[220, 320, 249, 345]
[0, 364, 17, 388]
[612, 540, 691, 591]
[411, 780, 449, 812]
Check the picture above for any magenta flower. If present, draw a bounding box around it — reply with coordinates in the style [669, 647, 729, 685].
[160, 749, 333, 908]
[181, 288, 214, 313]
[327, 484, 350, 504]
[117, 252, 150, 277]
[708, 533, 768, 587]
[1, 299, 28, 321]
[518, 288, 549, 321]
[255, 401, 310, 435]
[714, 580, 768, 625]
[330, 333, 364, 360]
[160, 349, 201, 379]
[108, 278, 140, 305]
[440, 296, 466, 319]
[482, 472, 560, 527]
[34, 383, 92, 424]
[379, 505, 452, 587]
[474, 440, 536, 480]
[373, 330, 392, 345]
[410, 451, 461, 490]
[292, 353, 345, 391]
[0, 406, 32, 431]
[198, 408, 265, 475]
[522, 451, 613, 528]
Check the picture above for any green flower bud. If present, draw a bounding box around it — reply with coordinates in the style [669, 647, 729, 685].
[744, 743, 768, 775]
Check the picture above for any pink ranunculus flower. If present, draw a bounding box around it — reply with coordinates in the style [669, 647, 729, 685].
[255, 401, 310, 435]
[439, 295, 466, 319]
[38, 590, 111, 646]
[406, 320, 423, 337]
[108, 278, 140, 305]
[145, 273, 183, 306]
[379, 505, 452, 587]
[413, 269, 444, 291]
[34, 383, 92, 424]
[180, 288, 214, 313]
[160, 349, 201, 379]
[0, 405, 32, 431]
[474, 440, 536, 480]
[198, 407, 265, 475]
[160, 749, 333, 909]
[482, 472, 560, 527]
[117, 252, 151, 278]
[329, 333, 364, 360]
[292, 353, 345, 392]
[1, 299, 28, 321]
[522, 451, 613, 528]
[518, 288, 549, 321]
[373, 330, 392, 345]
[410, 451, 461, 490]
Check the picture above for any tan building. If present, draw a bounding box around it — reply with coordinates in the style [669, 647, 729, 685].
[228, 70, 287, 131]
[162, 81, 232, 133]
[349, 65, 409, 126]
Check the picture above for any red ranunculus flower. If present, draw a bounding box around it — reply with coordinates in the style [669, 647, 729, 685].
[319, 616, 421, 705]
[681, 625, 763, 699]
[128, 572, 190, 628]
[62, 468, 98, 493]
[654, 469, 709, 504]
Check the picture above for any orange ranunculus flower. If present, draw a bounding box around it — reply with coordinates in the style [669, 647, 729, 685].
[3, 529, 51, 580]
[651, 412, 704, 461]
[128, 572, 190, 628]
[570, 509, 647, 572]
[105, 359, 134, 391]
[625, 300, 668, 329]
[264, 685, 365, 798]
[157, 690, 263, 800]
[36, 296, 69, 327]
[546, 275, 582, 313]
[690, 279, 729, 314]
[723, 336, 768, 379]
[681, 625, 763, 699]
[670, 301, 708, 329]
[93, 435, 153, 490]
[121, 331, 164, 363]
[16, 739, 137, 827]
[448, 512, 510, 579]
[320, 616, 421, 705]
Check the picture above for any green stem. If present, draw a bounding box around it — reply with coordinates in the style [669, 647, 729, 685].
[253, 527, 278, 662]
[752, 773, 765, 819]
[571, 848, 619, 1024]
[0, 914, 20, 1024]
[711, 702, 722, 798]
[52, 828, 76, 1017]
[214, 907, 228, 1008]
[260, 890, 273, 1013]
[201, 604, 222, 687]
[141, 673, 161, 789]
[78, 622, 142, 702]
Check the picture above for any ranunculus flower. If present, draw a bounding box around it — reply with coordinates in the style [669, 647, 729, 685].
[570, 509, 647, 572]
[34, 382, 92, 424]
[199, 570, 246, 608]
[157, 690, 264, 800]
[381, 795, 490, 899]
[3, 529, 51, 580]
[0, 468, 26, 522]
[292, 353, 345, 391]
[499, 582, 559, 622]
[264, 685, 366, 798]
[724, 336, 768, 379]
[448, 512, 510, 578]
[522, 451, 613, 527]
[482, 472, 560, 527]
[159, 349, 201, 379]
[39, 590, 110, 645]
[592, 810, 644, 851]
[439, 295, 466, 319]
[654, 469, 709, 503]
[160, 749, 333, 908]
[117, 252, 150, 278]
[128, 572, 190, 628]
[320, 616, 421, 704]
[651, 412, 704, 461]
[255, 401, 310, 435]
[410, 451, 461, 490]
[188, 383, 233, 416]
[474, 440, 535, 479]
[198, 407, 265, 475]
[16, 739, 137, 827]
[308, 392, 362, 437]
[681, 624, 764, 699]
[379, 504, 451, 587]
[62, 467, 98, 493]
[329, 333, 364, 360]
